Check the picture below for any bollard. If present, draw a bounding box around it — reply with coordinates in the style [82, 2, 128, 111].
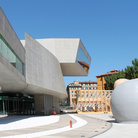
[70, 120, 72, 128]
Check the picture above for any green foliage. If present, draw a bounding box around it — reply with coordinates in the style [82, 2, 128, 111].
[125, 66, 134, 79]
[132, 58, 138, 78]
[125, 58, 138, 79]
[105, 70, 125, 90]
[60, 100, 68, 106]
[105, 58, 138, 90]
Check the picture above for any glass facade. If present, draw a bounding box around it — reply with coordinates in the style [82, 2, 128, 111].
[77, 46, 90, 73]
[0, 92, 35, 115]
[0, 34, 24, 75]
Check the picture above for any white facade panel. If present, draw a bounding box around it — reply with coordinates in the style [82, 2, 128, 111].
[0, 54, 27, 92]
[0, 8, 25, 63]
[36, 38, 91, 76]
[0, 8, 26, 92]
[24, 33, 67, 99]
[36, 38, 79, 63]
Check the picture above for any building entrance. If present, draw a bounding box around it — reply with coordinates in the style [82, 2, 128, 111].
[0, 92, 35, 115]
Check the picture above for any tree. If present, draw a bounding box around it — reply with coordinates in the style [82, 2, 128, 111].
[125, 58, 138, 79]
[105, 58, 138, 90]
[125, 66, 134, 79]
[105, 70, 125, 90]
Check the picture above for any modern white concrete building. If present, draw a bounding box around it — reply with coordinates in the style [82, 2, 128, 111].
[0, 7, 91, 115]
[36, 38, 91, 76]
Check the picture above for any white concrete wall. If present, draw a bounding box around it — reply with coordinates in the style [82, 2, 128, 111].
[53, 96, 60, 114]
[0, 8, 26, 92]
[34, 94, 44, 115]
[34, 94, 60, 115]
[44, 95, 53, 115]
[24, 33, 67, 99]
[0, 8, 25, 63]
[36, 38, 80, 63]
[0, 54, 27, 91]
[36, 38, 91, 76]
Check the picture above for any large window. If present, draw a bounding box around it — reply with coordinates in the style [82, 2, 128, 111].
[0, 35, 24, 75]
[77, 46, 90, 73]
[77, 46, 90, 65]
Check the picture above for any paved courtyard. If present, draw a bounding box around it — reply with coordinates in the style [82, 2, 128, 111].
[0, 113, 138, 138]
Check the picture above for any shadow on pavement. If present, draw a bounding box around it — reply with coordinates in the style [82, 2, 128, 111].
[0, 115, 36, 124]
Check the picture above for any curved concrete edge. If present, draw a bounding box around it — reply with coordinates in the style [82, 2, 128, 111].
[2, 114, 87, 138]
[83, 114, 114, 138]
[0, 116, 60, 131]
[93, 121, 113, 138]
[69, 114, 87, 128]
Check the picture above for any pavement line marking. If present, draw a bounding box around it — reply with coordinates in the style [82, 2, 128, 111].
[1, 114, 87, 138]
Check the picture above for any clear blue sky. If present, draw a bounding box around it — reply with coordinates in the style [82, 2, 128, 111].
[1, 0, 138, 87]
